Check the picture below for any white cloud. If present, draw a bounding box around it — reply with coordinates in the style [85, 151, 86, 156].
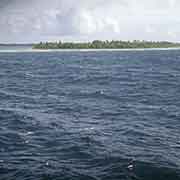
[0, 0, 180, 43]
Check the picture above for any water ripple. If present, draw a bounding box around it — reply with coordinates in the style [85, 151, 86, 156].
[0, 50, 180, 179]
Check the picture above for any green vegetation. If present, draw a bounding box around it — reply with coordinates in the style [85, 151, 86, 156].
[33, 40, 180, 49]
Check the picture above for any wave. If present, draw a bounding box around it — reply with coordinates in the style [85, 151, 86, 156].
[0, 158, 179, 180]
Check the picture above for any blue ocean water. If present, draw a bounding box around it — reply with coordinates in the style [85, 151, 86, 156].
[0, 50, 180, 180]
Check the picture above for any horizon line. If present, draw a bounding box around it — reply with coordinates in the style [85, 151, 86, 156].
[1, 39, 180, 45]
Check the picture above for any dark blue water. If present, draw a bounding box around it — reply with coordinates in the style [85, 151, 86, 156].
[0, 50, 180, 180]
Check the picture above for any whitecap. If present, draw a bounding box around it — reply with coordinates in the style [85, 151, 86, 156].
[19, 131, 34, 136]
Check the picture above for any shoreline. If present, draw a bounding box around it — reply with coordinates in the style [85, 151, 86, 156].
[0, 47, 180, 53]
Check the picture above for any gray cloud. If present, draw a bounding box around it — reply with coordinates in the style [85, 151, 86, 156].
[0, 0, 180, 43]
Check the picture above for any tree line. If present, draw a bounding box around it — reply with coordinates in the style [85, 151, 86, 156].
[33, 40, 180, 49]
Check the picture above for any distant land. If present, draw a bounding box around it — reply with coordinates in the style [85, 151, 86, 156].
[0, 44, 33, 51]
[0, 44, 33, 46]
[33, 40, 180, 49]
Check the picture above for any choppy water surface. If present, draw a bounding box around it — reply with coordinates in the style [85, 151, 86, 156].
[0, 50, 180, 180]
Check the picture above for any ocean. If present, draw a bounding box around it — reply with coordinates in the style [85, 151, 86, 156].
[0, 50, 180, 180]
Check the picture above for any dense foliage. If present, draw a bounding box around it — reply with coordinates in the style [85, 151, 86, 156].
[33, 40, 180, 49]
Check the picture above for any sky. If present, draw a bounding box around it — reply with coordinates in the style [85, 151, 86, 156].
[0, 0, 180, 43]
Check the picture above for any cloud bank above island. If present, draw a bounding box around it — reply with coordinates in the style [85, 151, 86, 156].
[0, 0, 180, 43]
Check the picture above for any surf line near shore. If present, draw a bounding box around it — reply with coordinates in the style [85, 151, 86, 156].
[1, 47, 180, 53]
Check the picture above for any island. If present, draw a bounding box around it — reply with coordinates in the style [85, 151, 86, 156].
[33, 40, 180, 49]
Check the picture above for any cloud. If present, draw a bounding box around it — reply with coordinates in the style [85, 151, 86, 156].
[0, 0, 180, 43]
